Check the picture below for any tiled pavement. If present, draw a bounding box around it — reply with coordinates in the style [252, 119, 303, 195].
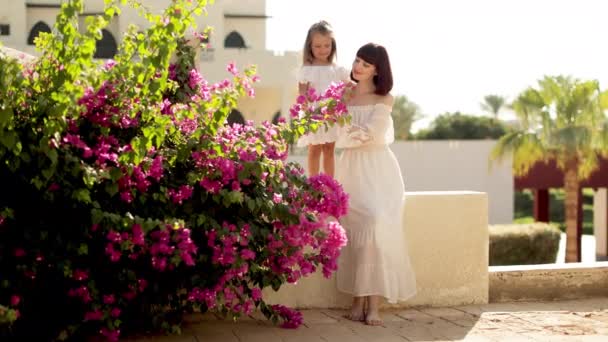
[126, 297, 608, 341]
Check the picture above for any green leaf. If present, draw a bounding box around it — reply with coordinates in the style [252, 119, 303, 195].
[0, 106, 14, 126]
[0, 131, 16, 149]
[222, 190, 244, 207]
[105, 182, 119, 196]
[72, 189, 92, 203]
[78, 243, 89, 255]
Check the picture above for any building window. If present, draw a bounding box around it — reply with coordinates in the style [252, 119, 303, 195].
[0, 24, 10, 36]
[272, 111, 281, 125]
[27, 21, 52, 45]
[94, 29, 117, 59]
[224, 31, 246, 48]
[227, 109, 245, 126]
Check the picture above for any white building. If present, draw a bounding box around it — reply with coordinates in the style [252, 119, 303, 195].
[0, 0, 299, 124]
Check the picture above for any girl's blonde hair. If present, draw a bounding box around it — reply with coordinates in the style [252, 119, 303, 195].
[302, 20, 337, 65]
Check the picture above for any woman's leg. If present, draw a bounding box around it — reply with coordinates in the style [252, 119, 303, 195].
[365, 295, 383, 326]
[307, 144, 322, 176]
[321, 142, 336, 177]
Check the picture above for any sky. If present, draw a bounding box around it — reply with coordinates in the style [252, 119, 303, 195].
[265, 0, 608, 131]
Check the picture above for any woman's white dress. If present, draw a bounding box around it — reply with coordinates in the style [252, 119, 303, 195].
[335, 103, 417, 303]
[296, 65, 350, 147]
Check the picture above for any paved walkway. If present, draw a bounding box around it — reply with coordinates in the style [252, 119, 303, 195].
[126, 297, 608, 341]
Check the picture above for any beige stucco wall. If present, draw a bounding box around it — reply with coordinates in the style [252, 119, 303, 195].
[263, 191, 489, 308]
[237, 87, 281, 123]
[289, 140, 513, 225]
[221, 0, 266, 15]
[391, 140, 513, 224]
[0, 1, 27, 47]
[223, 18, 265, 49]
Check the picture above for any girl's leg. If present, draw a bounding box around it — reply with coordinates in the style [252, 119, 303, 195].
[307, 144, 322, 176]
[344, 296, 366, 321]
[321, 142, 336, 177]
[365, 295, 383, 326]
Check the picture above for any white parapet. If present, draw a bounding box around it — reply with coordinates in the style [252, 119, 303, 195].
[263, 191, 489, 308]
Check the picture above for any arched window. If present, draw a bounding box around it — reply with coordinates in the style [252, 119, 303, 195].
[227, 109, 245, 126]
[224, 31, 246, 48]
[27, 21, 51, 45]
[94, 29, 117, 59]
[271, 111, 281, 125]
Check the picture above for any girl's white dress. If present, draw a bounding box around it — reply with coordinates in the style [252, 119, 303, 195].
[335, 103, 417, 303]
[296, 65, 350, 147]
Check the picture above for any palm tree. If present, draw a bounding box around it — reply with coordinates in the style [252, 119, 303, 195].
[491, 75, 608, 262]
[481, 95, 506, 119]
[392, 95, 422, 140]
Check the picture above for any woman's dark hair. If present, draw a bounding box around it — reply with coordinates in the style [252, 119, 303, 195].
[352, 43, 393, 95]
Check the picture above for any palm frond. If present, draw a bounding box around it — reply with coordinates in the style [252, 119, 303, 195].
[490, 131, 546, 176]
[551, 126, 591, 152]
[578, 150, 599, 179]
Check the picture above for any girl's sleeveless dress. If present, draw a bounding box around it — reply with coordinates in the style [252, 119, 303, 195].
[296, 65, 350, 147]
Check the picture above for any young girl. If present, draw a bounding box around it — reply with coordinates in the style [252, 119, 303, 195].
[335, 43, 417, 326]
[296, 20, 350, 177]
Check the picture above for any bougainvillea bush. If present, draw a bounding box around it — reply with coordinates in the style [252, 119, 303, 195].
[0, 0, 350, 340]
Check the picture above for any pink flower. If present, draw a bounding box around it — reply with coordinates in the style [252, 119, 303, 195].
[14, 248, 26, 257]
[110, 307, 121, 318]
[273, 193, 283, 204]
[10, 295, 20, 306]
[73, 269, 89, 281]
[120, 190, 133, 203]
[103, 59, 117, 70]
[84, 309, 104, 321]
[148, 156, 164, 181]
[271, 305, 303, 329]
[100, 328, 120, 342]
[103, 294, 115, 305]
[227, 62, 238, 76]
[306, 174, 349, 218]
[138, 278, 148, 292]
[251, 287, 262, 302]
[240, 249, 255, 260]
[132, 224, 145, 246]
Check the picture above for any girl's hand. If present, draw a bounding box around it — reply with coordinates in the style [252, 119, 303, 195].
[298, 82, 310, 96]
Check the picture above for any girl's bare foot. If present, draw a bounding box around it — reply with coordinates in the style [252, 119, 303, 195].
[343, 296, 365, 321]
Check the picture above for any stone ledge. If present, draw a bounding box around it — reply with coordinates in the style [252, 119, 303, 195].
[489, 262, 608, 302]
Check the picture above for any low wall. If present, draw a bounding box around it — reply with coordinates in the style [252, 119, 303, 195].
[263, 191, 489, 308]
[490, 262, 608, 302]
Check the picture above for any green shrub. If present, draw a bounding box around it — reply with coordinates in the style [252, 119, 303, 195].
[0, 0, 350, 340]
[489, 223, 561, 266]
[514, 189, 595, 235]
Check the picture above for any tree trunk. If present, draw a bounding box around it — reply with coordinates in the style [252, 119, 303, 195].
[564, 159, 581, 262]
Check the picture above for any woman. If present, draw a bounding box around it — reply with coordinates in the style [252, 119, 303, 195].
[336, 42, 417, 326]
